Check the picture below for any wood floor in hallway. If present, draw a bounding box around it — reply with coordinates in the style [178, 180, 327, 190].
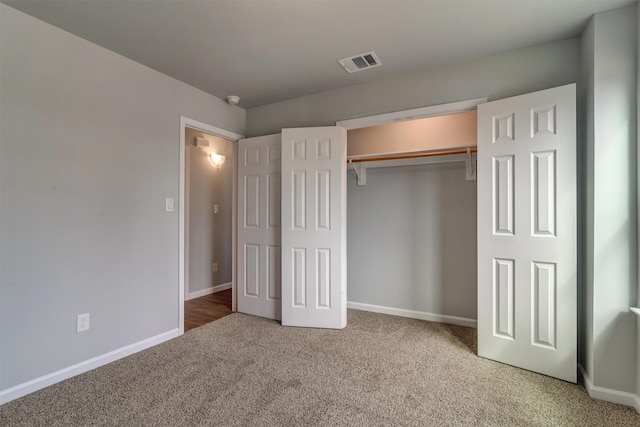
[184, 288, 233, 332]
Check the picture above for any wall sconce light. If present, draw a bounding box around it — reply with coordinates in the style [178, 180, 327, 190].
[196, 136, 227, 167]
[210, 153, 226, 166]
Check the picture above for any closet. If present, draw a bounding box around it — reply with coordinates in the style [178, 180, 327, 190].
[344, 111, 479, 327]
[236, 84, 577, 383]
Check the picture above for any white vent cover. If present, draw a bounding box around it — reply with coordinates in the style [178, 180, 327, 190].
[338, 51, 381, 73]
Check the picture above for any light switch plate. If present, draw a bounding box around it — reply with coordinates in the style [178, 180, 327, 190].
[165, 198, 174, 212]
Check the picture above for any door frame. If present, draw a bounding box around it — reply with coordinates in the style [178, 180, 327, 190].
[179, 116, 244, 335]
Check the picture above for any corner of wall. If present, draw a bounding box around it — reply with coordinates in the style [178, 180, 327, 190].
[578, 12, 596, 382]
[636, 0, 640, 400]
[589, 3, 638, 394]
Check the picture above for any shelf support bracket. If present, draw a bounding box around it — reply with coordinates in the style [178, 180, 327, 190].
[349, 160, 367, 186]
[466, 147, 476, 181]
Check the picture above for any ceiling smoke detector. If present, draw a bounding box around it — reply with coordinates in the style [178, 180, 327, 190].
[226, 95, 240, 105]
[338, 51, 382, 73]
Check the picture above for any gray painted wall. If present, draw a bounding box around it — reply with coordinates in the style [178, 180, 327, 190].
[0, 4, 244, 390]
[186, 129, 234, 294]
[246, 38, 580, 137]
[347, 163, 477, 319]
[582, 5, 638, 394]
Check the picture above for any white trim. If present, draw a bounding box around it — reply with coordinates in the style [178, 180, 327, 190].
[213, 282, 233, 293]
[578, 364, 640, 411]
[232, 139, 238, 313]
[184, 147, 191, 310]
[181, 117, 244, 141]
[186, 282, 232, 301]
[179, 116, 243, 334]
[347, 301, 477, 328]
[629, 307, 640, 316]
[0, 329, 179, 405]
[336, 98, 487, 130]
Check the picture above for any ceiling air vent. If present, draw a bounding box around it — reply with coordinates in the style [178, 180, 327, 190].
[338, 51, 381, 73]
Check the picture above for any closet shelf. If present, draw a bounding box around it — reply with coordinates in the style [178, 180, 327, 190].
[347, 146, 477, 186]
[347, 147, 477, 163]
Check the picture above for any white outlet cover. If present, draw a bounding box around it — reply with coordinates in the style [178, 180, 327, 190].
[212, 263, 218, 273]
[77, 313, 90, 333]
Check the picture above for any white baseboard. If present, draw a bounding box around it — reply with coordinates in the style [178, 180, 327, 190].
[347, 301, 477, 328]
[186, 282, 232, 301]
[0, 328, 180, 406]
[578, 364, 640, 411]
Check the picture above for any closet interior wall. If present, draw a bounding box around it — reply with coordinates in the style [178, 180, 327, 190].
[345, 111, 478, 324]
[347, 160, 477, 322]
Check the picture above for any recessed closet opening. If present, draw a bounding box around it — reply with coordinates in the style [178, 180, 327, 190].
[343, 108, 480, 326]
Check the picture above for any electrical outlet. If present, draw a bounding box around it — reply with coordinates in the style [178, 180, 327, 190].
[212, 263, 218, 273]
[213, 204, 219, 214]
[77, 313, 90, 333]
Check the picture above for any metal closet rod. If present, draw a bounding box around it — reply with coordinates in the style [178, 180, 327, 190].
[347, 147, 477, 163]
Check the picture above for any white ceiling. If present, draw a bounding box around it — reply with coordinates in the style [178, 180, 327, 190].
[3, 0, 636, 108]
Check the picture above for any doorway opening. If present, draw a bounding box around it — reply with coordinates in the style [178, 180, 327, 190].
[179, 116, 243, 334]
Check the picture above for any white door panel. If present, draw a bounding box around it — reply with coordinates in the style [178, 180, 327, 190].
[237, 134, 282, 320]
[281, 127, 347, 329]
[477, 84, 577, 382]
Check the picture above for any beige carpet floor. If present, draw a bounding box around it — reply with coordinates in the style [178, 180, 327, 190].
[1, 310, 639, 426]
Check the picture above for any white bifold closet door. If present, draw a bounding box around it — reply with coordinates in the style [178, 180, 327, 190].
[237, 128, 347, 329]
[237, 134, 282, 320]
[281, 127, 347, 329]
[477, 84, 577, 382]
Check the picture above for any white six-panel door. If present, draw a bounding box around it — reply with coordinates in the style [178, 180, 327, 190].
[237, 134, 282, 320]
[281, 127, 347, 329]
[477, 84, 577, 382]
